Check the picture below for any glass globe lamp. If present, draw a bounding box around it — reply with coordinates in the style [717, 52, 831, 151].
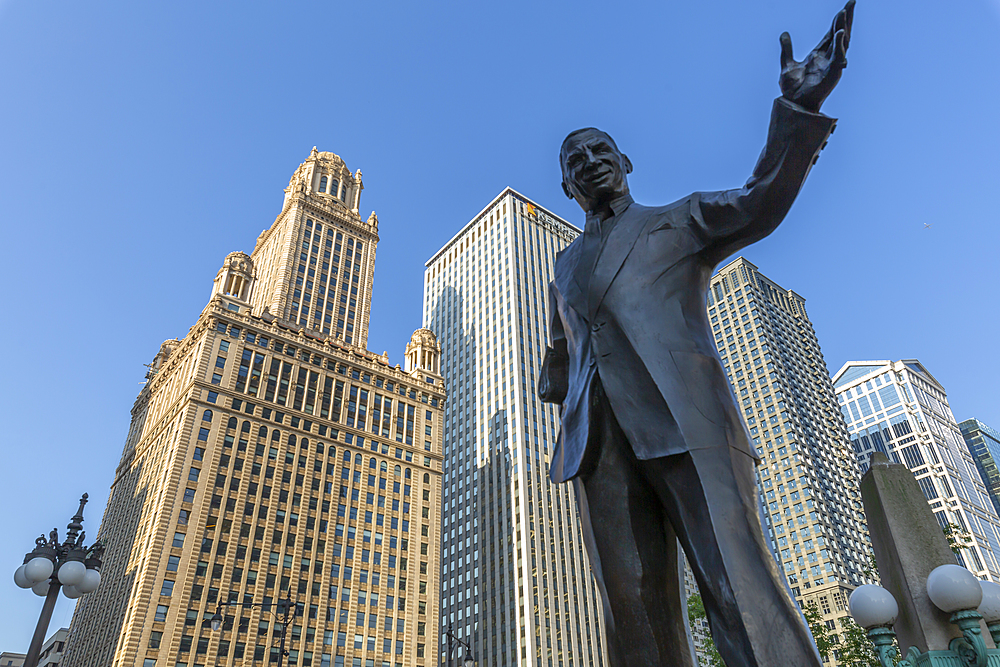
[849, 585, 899, 629]
[57, 561, 86, 587]
[78, 568, 101, 593]
[14, 565, 32, 589]
[927, 564, 983, 613]
[25, 557, 53, 584]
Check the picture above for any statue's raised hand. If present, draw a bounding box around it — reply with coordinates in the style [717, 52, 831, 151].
[779, 0, 854, 113]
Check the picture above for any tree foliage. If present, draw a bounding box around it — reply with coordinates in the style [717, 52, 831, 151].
[687, 593, 723, 667]
[802, 600, 833, 661]
[943, 522, 974, 557]
[834, 614, 887, 667]
[688, 588, 894, 666]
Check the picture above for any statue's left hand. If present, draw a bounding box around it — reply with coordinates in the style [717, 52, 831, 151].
[779, 0, 854, 113]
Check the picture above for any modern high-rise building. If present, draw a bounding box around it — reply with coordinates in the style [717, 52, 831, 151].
[423, 189, 607, 667]
[833, 360, 1000, 581]
[706, 257, 872, 657]
[960, 418, 1000, 519]
[63, 148, 446, 667]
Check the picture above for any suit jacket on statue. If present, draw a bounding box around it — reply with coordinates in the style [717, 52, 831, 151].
[539, 98, 837, 483]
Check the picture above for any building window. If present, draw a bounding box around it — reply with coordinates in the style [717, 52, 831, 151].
[160, 580, 174, 596]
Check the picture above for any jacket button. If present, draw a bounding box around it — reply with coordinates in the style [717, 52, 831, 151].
[591, 323, 600, 332]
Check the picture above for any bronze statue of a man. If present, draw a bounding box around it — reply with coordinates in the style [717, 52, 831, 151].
[538, 3, 855, 666]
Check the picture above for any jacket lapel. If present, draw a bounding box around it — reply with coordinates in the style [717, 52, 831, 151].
[589, 204, 645, 322]
[554, 240, 589, 322]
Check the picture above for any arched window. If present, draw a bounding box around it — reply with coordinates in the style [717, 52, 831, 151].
[241, 421, 251, 433]
[289, 435, 297, 447]
[355, 454, 362, 465]
[328, 445, 337, 456]
[423, 473, 430, 484]
[271, 430, 281, 442]
[202, 410, 213, 422]
[330, 179, 339, 198]
[316, 442, 324, 454]
[320, 175, 328, 192]
[369, 459, 377, 469]
[227, 417, 238, 430]
[380, 461, 388, 472]
[258, 426, 268, 439]
[405, 468, 411, 479]
[302, 438, 309, 449]
[343, 451, 351, 463]
[394, 465, 401, 477]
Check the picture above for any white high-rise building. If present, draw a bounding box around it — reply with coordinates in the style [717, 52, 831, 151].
[833, 359, 1000, 581]
[423, 188, 608, 667]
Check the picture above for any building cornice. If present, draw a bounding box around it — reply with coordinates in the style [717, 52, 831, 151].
[425, 187, 579, 267]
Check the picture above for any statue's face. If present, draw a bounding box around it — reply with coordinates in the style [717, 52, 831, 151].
[560, 129, 631, 212]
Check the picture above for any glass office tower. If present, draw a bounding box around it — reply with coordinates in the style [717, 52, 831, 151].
[834, 360, 1000, 582]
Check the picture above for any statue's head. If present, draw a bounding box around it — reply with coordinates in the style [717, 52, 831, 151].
[560, 128, 633, 214]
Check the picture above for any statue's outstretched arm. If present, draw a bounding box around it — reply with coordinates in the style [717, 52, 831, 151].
[691, 1, 854, 264]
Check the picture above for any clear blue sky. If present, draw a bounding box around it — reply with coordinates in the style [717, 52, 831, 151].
[1, 0, 998, 651]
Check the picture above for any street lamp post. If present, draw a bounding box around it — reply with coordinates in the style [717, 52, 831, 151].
[850, 564, 1000, 666]
[443, 624, 476, 667]
[209, 597, 296, 666]
[12, 494, 104, 667]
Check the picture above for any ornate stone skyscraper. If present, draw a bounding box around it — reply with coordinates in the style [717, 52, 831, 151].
[423, 189, 607, 667]
[63, 149, 446, 667]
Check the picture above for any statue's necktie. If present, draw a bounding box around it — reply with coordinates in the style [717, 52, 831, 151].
[577, 216, 604, 299]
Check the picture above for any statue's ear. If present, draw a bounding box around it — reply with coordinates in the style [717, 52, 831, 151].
[622, 154, 633, 175]
[561, 181, 572, 199]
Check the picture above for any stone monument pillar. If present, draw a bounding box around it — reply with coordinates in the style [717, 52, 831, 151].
[860, 452, 965, 652]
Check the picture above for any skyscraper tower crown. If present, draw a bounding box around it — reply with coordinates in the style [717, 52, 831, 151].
[282, 147, 365, 212]
[211, 251, 255, 304]
[248, 148, 378, 348]
[404, 328, 440, 376]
